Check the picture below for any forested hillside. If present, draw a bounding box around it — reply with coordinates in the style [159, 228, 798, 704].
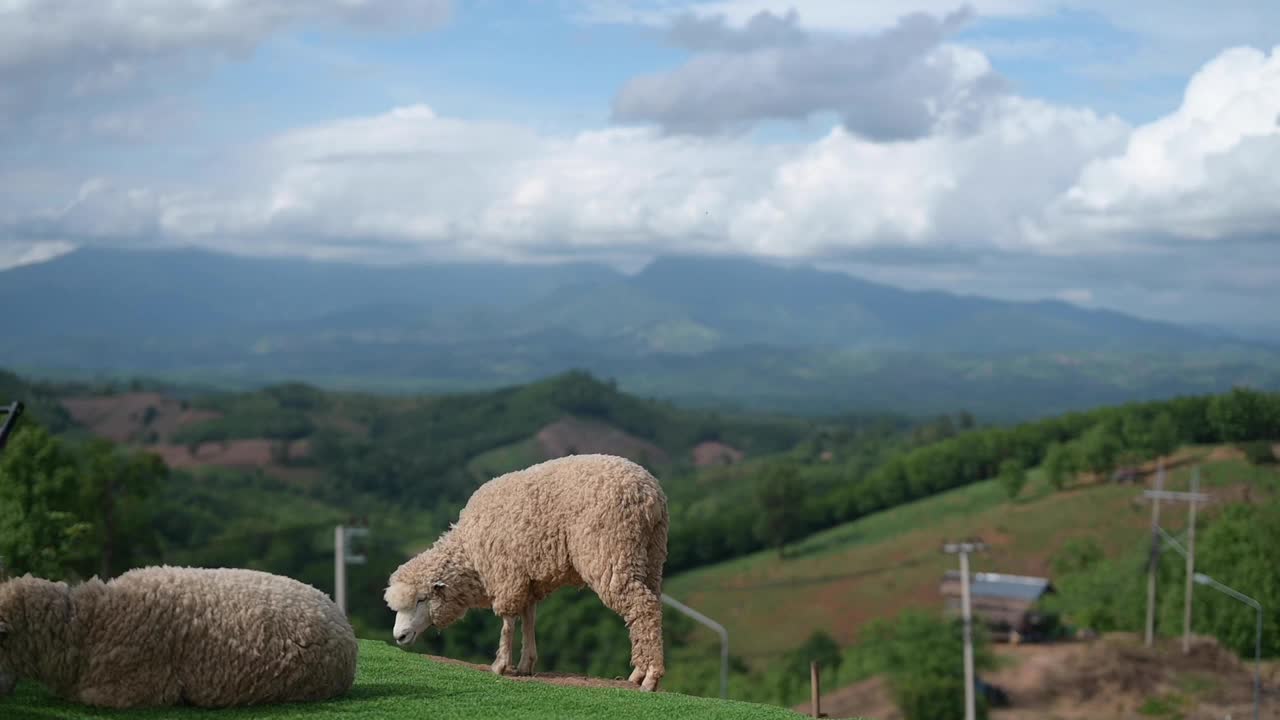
[2, 367, 1278, 711]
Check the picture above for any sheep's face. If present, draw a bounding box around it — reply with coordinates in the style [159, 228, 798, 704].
[384, 580, 431, 647]
[385, 578, 461, 647]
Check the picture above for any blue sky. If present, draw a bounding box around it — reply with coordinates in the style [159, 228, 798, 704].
[190, 3, 1191, 138]
[1, 0, 1278, 334]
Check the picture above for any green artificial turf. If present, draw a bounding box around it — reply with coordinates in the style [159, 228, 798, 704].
[3, 640, 806, 720]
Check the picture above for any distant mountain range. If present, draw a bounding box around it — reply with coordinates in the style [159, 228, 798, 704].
[3, 246, 1276, 419]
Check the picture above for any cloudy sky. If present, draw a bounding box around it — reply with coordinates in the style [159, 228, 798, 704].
[2, 0, 1278, 334]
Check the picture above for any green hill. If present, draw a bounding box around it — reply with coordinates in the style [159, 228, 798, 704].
[664, 446, 1278, 662]
[656, 444, 1279, 714]
[5, 639, 810, 720]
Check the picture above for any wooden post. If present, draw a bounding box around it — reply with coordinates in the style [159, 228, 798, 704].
[810, 661, 821, 718]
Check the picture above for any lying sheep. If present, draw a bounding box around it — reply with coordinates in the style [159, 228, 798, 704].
[0, 566, 358, 709]
[385, 453, 669, 691]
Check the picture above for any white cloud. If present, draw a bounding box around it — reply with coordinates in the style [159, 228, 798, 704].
[0, 0, 452, 143]
[1045, 45, 1280, 244]
[588, 1, 1280, 123]
[1055, 288, 1093, 305]
[581, 0, 1041, 34]
[11, 90, 1127, 267]
[0, 240, 76, 271]
[610, 8, 1007, 140]
[0, 0, 451, 71]
[587, 0, 1280, 45]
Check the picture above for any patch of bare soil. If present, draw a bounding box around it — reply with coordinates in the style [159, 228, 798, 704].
[1207, 445, 1246, 462]
[811, 634, 1278, 720]
[693, 440, 745, 467]
[146, 438, 311, 471]
[536, 416, 670, 467]
[795, 676, 900, 720]
[420, 654, 645, 691]
[984, 633, 1280, 720]
[61, 392, 220, 444]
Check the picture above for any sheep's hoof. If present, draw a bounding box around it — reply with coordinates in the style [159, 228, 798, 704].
[641, 668, 663, 692]
[490, 660, 513, 676]
[628, 668, 645, 685]
[516, 659, 536, 676]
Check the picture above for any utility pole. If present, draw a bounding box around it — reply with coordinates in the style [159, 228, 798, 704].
[1139, 463, 1210, 651]
[1144, 459, 1165, 648]
[944, 538, 987, 720]
[1183, 468, 1199, 654]
[334, 522, 369, 616]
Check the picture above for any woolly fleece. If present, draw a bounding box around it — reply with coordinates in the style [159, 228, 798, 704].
[386, 453, 669, 690]
[0, 566, 358, 709]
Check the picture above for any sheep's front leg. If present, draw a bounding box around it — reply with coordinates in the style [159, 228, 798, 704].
[517, 603, 538, 676]
[491, 615, 517, 676]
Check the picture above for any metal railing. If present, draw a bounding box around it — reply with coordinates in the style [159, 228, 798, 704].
[0, 400, 23, 452]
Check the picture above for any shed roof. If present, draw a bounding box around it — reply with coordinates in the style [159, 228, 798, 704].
[940, 571, 1055, 601]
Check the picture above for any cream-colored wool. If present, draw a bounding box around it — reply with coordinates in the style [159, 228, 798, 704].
[385, 453, 669, 691]
[0, 566, 358, 709]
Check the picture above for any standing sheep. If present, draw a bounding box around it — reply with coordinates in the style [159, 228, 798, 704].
[385, 453, 669, 691]
[0, 566, 358, 709]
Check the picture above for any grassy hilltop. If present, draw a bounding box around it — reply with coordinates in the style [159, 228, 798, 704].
[5, 640, 812, 720]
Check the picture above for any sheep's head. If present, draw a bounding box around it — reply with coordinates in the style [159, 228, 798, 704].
[384, 550, 471, 647]
[0, 575, 70, 697]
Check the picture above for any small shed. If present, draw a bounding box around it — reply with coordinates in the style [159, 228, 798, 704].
[940, 571, 1057, 642]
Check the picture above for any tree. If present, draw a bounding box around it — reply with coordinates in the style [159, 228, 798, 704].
[776, 629, 844, 701]
[860, 611, 995, 720]
[1051, 537, 1103, 576]
[998, 458, 1027, 500]
[1240, 440, 1276, 465]
[0, 426, 94, 579]
[752, 461, 807, 557]
[1077, 423, 1121, 479]
[79, 439, 166, 578]
[1207, 387, 1277, 443]
[1042, 442, 1076, 491]
[1148, 411, 1179, 458]
[1193, 498, 1280, 657]
[1119, 411, 1153, 462]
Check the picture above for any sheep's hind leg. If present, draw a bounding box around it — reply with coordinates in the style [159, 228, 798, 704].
[490, 615, 517, 676]
[516, 603, 538, 676]
[599, 579, 665, 692]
